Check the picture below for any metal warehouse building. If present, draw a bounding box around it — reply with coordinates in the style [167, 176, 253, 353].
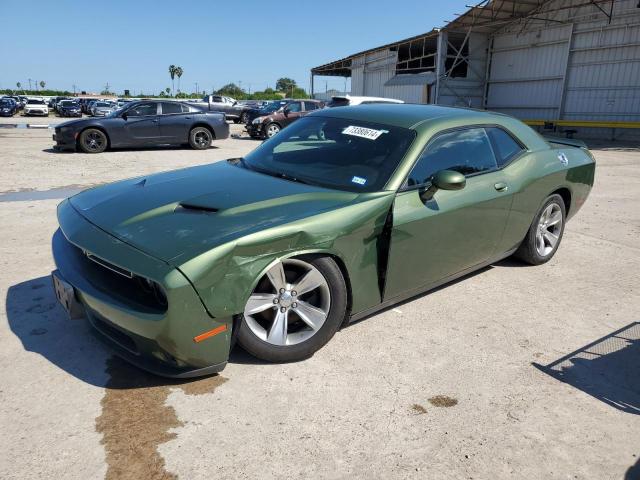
[311, 0, 640, 140]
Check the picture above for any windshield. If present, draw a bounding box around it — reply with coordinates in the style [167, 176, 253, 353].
[96, 102, 111, 107]
[60, 100, 76, 107]
[27, 99, 45, 105]
[242, 116, 415, 193]
[260, 102, 285, 114]
[0, 100, 12, 106]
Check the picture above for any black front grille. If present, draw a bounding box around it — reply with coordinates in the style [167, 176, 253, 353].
[63, 236, 168, 313]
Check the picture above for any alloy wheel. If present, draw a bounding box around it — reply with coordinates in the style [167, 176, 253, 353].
[194, 130, 211, 148]
[266, 124, 280, 138]
[243, 259, 331, 346]
[84, 132, 105, 152]
[536, 203, 563, 257]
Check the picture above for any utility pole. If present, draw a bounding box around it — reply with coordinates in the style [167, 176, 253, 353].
[28, 78, 32, 90]
[72, 84, 77, 95]
[104, 82, 110, 94]
[195, 82, 199, 96]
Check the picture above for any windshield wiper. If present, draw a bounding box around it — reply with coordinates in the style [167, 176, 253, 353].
[231, 158, 319, 187]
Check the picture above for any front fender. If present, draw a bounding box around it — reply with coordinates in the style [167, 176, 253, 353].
[178, 193, 396, 318]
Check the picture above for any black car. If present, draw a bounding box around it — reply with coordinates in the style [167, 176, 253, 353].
[0, 98, 18, 116]
[53, 100, 229, 153]
[57, 100, 82, 117]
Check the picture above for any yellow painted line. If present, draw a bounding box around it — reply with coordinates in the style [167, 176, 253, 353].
[524, 119, 640, 129]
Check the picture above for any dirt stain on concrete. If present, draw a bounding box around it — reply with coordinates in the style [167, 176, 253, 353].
[428, 395, 458, 408]
[96, 356, 227, 480]
[411, 403, 428, 414]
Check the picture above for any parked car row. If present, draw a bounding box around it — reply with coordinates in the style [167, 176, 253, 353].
[243, 95, 404, 139]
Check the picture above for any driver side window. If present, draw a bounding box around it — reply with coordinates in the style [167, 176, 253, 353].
[127, 103, 157, 117]
[287, 102, 302, 113]
[407, 127, 497, 187]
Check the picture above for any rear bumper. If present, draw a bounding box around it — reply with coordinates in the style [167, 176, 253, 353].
[52, 200, 232, 377]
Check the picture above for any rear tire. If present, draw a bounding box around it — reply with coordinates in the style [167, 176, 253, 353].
[189, 126, 212, 150]
[514, 194, 566, 265]
[237, 256, 348, 363]
[78, 128, 108, 154]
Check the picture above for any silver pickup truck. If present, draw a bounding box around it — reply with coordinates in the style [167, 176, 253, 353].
[191, 95, 253, 123]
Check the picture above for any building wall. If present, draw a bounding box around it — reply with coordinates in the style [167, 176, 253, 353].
[437, 32, 489, 108]
[485, 0, 640, 140]
[350, 50, 427, 103]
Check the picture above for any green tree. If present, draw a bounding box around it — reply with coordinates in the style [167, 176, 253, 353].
[276, 77, 297, 93]
[168, 65, 176, 96]
[39, 80, 46, 90]
[216, 83, 245, 98]
[165, 87, 171, 96]
[175, 66, 183, 93]
[16, 82, 21, 92]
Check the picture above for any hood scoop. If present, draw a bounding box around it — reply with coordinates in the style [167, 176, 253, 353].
[176, 202, 219, 214]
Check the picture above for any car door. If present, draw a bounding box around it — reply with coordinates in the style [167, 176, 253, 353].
[158, 102, 190, 142]
[383, 126, 515, 300]
[122, 102, 161, 144]
[281, 101, 302, 127]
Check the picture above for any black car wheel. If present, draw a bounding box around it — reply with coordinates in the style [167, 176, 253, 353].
[79, 129, 108, 154]
[237, 255, 348, 363]
[189, 126, 212, 150]
[514, 194, 566, 265]
[240, 112, 249, 124]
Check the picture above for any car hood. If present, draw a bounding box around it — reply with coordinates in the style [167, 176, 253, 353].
[57, 118, 93, 129]
[68, 161, 367, 265]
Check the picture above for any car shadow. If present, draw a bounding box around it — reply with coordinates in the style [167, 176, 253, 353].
[42, 145, 220, 154]
[5, 276, 225, 389]
[534, 322, 640, 415]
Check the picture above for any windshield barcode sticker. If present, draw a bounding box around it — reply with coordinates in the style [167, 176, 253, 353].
[351, 176, 367, 185]
[342, 125, 388, 140]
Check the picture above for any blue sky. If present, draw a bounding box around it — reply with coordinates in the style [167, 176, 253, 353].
[1, 0, 470, 95]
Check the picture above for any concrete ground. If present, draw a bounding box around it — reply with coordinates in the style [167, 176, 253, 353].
[0, 119, 638, 480]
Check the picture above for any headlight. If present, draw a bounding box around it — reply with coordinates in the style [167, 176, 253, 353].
[251, 117, 262, 125]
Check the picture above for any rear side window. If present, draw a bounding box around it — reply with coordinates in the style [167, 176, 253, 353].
[288, 102, 302, 113]
[407, 127, 497, 187]
[487, 127, 524, 167]
[161, 102, 183, 114]
[304, 101, 319, 111]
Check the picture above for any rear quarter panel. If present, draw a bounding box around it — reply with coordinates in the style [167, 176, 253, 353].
[498, 145, 595, 253]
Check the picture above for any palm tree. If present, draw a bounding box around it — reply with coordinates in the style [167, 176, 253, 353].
[16, 82, 21, 92]
[175, 67, 183, 93]
[168, 65, 176, 96]
[39, 80, 46, 90]
[165, 87, 171, 96]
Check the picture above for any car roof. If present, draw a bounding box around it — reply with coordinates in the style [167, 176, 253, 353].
[332, 95, 404, 104]
[313, 103, 511, 129]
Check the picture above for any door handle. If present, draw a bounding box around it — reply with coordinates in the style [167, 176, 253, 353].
[184, 116, 191, 120]
[494, 182, 508, 192]
[152, 119, 159, 123]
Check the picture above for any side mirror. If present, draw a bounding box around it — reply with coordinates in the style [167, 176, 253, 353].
[121, 112, 128, 120]
[432, 170, 466, 191]
[283, 107, 290, 117]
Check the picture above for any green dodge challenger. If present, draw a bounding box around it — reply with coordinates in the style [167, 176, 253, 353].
[52, 104, 595, 377]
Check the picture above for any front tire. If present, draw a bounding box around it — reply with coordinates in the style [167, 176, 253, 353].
[265, 123, 281, 138]
[237, 256, 348, 363]
[78, 128, 108, 154]
[240, 112, 249, 124]
[514, 194, 566, 265]
[189, 126, 212, 150]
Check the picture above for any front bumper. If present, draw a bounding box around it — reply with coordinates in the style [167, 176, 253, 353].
[52, 200, 232, 377]
[25, 109, 48, 116]
[53, 129, 77, 150]
[245, 123, 265, 138]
